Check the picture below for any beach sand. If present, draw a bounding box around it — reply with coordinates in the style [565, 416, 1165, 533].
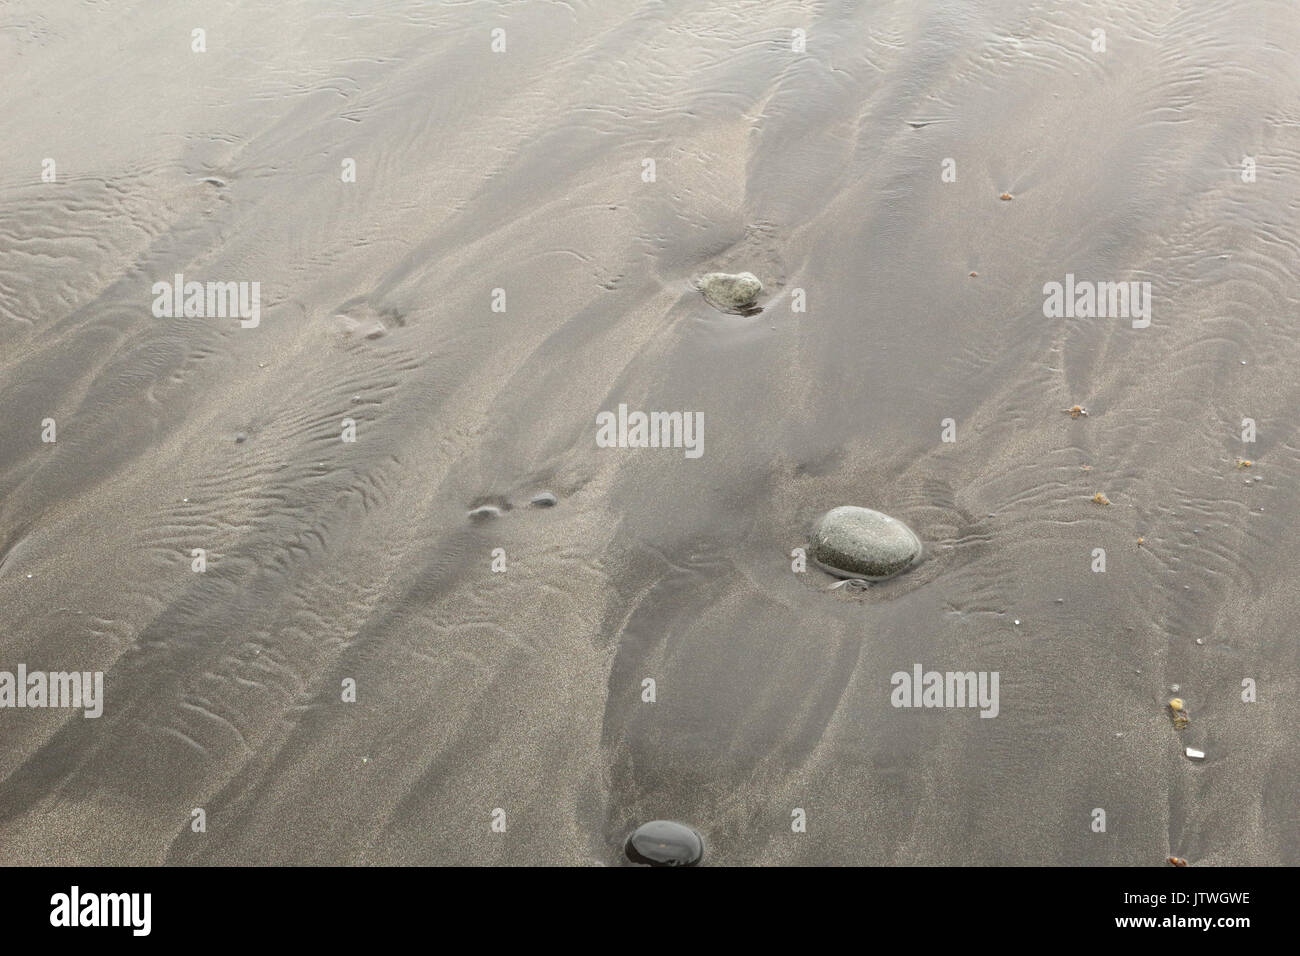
[1, 0, 1297, 865]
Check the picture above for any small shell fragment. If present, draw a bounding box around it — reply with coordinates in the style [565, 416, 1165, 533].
[1092, 492, 1111, 505]
[1168, 856, 1188, 867]
[824, 578, 871, 592]
[999, 192, 1014, 201]
[1169, 698, 1189, 729]
[1236, 458, 1253, 468]
[1184, 747, 1205, 760]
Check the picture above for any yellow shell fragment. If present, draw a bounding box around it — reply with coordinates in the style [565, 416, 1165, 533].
[1092, 492, 1111, 505]
[1169, 698, 1189, 729]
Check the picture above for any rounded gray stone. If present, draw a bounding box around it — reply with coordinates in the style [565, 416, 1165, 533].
[696, 271, 763, 312]
[625, 820, 704, 867]
[810, 506, 921, 580]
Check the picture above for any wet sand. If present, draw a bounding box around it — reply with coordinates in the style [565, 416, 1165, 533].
[1, 0, 1298, 865]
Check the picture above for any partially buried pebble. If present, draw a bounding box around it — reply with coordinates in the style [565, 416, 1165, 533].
[529, 492, 558, 508]
[810, 506, 922, 580]
[625, 820, 704, 867]
[468, 505, 504, 520]
[695, 271, 763, 313]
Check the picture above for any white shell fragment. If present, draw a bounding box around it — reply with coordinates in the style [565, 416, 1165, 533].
[1184, 747, 1206, 760]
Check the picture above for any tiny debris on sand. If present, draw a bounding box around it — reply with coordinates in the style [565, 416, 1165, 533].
[1169, 698, 1189, 729]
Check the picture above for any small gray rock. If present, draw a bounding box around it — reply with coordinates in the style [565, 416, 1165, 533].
[234, 432, 247, 444]
[696, 271, 763, 313]
[468, 505, 503, 520]
[625, 820, 704, 867]
[529, 492, 558, 508]
[810, 506, 922, 580]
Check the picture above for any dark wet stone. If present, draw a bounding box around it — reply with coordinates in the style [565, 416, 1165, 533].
[625, 821, 704, 867]
[810, 506, 921, 580]
[468, 506, 503, 520]
[234, 432, 247, 444]
[529, 492, 558, 508]
[695, 271, 763, 313]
